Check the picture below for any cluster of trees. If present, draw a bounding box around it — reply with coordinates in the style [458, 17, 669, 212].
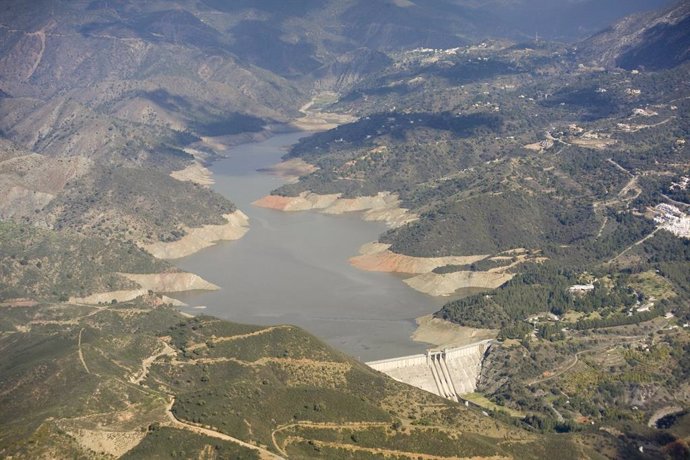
[570, 308, 662, 330]
[498, 322, 533, 340]
[439, 263, 638, 330]
[433, 257, 515, 274]
[537, 324, 565, 341]
[289, 111, 503, 159]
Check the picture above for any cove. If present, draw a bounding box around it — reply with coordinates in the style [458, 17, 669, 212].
[174, 131, 447, 361]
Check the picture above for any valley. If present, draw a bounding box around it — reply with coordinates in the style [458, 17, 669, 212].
[1, 0, 689, 458]
[172, 131, 451, 361]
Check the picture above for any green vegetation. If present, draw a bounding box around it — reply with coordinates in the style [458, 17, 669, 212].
[438, 264, 640, 329]
[49, 165, 235, 245]
[0, 221, 168, 301]
[268, 29, 690, 450]
[0, 301, 620, 459]
[0, 2, 688, 457]
[385, 191, 600, 256]
[122, 427, 260, 459]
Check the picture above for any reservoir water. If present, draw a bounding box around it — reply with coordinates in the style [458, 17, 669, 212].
[174, 131, 447, 361]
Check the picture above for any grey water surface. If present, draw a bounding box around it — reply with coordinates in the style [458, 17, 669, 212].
[173, 131, 447, 361]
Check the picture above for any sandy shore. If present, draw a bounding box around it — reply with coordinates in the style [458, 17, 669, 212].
[412, 314, 497, 349]
[141, 210, 249, 260]
[253, 191, 418, 228]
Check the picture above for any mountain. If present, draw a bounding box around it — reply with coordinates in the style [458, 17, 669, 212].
[264, 4, 690, 447]
[1, 0, 689, 458]
[0, 0, 672, 287]
[580, 1, 690, 70]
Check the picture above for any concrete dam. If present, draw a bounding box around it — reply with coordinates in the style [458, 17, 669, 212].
[366, 340, 493, 402]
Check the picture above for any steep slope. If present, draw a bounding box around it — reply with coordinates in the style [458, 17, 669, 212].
[580, 1, 690, 70]
[0, 1, 305, 120]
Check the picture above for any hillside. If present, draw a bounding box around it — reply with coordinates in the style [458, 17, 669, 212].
[0, 299, 627, 459]
[262, 4, 690, 444]
[1, 1, 689, 458]
[579, 1, 690, 70]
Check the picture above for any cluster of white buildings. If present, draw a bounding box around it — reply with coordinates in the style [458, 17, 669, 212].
[653, 203, 690, 238]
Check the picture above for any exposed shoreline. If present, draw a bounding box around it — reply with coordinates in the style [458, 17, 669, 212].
[69, 272, 218, 305]
[170, 161, 215, 186]
[256, 158, 318, 183]
[289, 97, 357, 131]
[104, 106, 348, 305]
[350, 242, 510, 297]
[404, 270, 514, 297]
[350, 242, 486, 274]
[253, 191, 418, 229]
[351, 244, 541, 297]
[140, 210, 250, 260]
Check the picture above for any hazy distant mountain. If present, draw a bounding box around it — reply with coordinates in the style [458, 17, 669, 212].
[452, 0, 675, 41]
[580, 0, 690, 70]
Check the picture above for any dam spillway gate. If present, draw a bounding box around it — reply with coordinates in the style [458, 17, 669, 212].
[366, 340, 493, 402]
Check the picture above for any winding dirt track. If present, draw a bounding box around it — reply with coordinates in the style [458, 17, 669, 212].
[527, 351, 585, 387]
[130, 333, 282, 458]
[272, 421, 508, 459]
[608, 227, 661, 264]
[164, 398, 283, 460]
[130, 342, 176, 385]
[211, 326, 289, 344]
[271, 421, 390, 458]
[77, 328, 91, 374]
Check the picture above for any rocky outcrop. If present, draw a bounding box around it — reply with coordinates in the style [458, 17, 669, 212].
[141, 210, 249, 260]
[253, 191, 417, 228]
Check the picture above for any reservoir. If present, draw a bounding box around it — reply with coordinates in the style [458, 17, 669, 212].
[174, 131, 447, 361]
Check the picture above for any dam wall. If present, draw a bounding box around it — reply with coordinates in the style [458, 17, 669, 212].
[367, 340, 493, 402]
